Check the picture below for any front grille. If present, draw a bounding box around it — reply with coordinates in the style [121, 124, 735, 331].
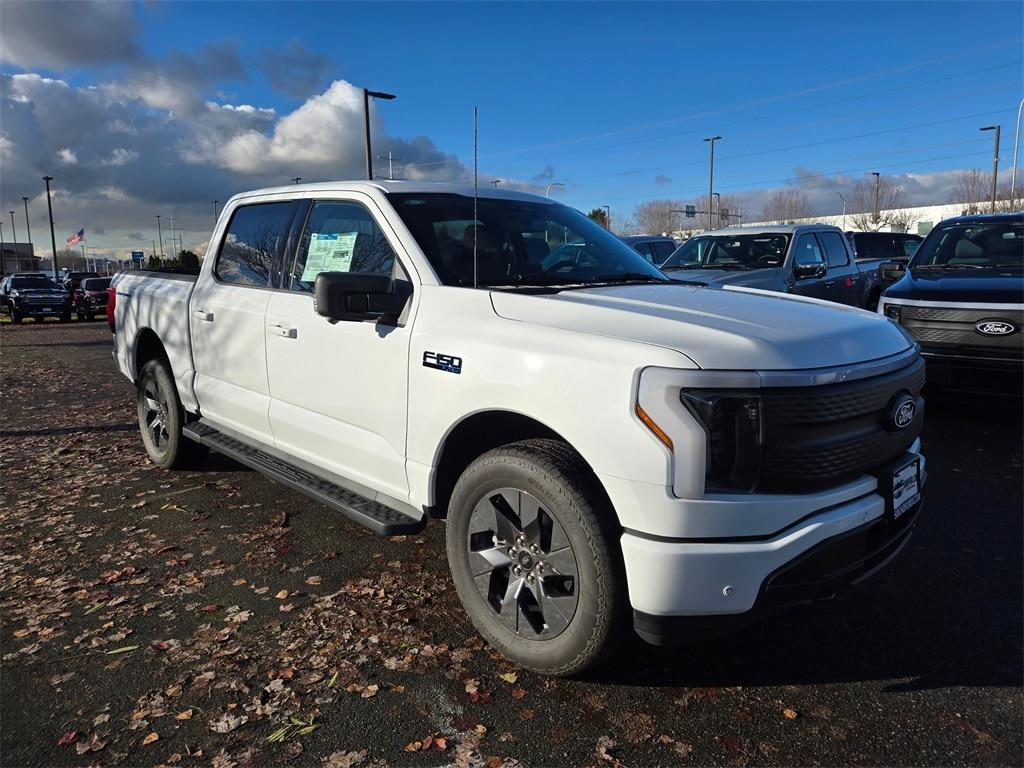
[758, 357, 925, 492]
[900, 305, 1024, 357]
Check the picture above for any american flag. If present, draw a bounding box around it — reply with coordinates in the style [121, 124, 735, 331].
[66, 228, 85, 246]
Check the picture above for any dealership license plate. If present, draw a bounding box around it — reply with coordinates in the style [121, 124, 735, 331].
[891, 458, 920, 520]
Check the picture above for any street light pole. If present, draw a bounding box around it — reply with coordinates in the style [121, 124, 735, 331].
[156, 215, 164, 258]
[291, 176, 302, 185]
[21, 197, 32, 254]
[1011, 98, 1024, 210]
[703, 136, 722, 231]
[602, 205, 611, 230]
[837, 192, 847, 230]
[980, 125, 1001, 213]
[545, 182, 565, 197]
[43, 175, 58, 280]
[871, 171, 881, 226]
[712, 192, 721, 229]
[8, 211, 17, 261]
[363, 88, 396, 180]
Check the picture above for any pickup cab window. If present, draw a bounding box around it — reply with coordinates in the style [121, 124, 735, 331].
[663, 234, 788, 272]
[289, 201, 397, 291]
[216, 202, 297, 287]
[818, 231, 850, 267]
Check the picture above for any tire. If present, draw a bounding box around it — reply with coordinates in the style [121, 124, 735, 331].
[866, 289, 882, 313]
[77, 307, 89, 322]
[136, 358, 208, 469]
[60, 312, 71, 323]
[9, 307, 21, 324]
[446, 439, 625, 676]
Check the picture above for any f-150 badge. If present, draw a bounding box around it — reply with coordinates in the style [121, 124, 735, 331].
[423, 351, 462, 374]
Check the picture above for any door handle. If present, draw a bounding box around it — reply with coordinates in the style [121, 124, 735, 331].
[193, 309, 214, 322]
[267, 322, 297, 339]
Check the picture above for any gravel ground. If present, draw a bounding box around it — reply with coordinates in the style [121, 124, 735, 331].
[1, 320, 1021, 768]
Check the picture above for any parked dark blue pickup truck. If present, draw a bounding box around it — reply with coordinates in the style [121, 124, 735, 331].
[661, 224, 886, 310]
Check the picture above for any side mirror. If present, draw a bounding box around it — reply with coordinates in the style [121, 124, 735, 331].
[794, 262, 826, 280]
[314, 272, 408, 323]
[879, 261, 906, 282]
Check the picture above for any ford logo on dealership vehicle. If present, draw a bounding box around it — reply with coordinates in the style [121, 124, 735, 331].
[889, 395, 917, 430]
[975, 319, 1017, 336]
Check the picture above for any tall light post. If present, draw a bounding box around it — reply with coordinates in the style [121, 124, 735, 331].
[837, 192, 847, 230]
[703, 136, 722, 231]
[156, 215, 164, 258]
[8, 211, 17, 260]
[363, 88, 396, 180]
[0, 222, 4, 273]
[871, 171, 881, 225]
[490, 179, 502, 188]
[1011, 98, 1024, 210]
[43, 175, 58, 280]
[21, 196, 32, 253]
[602, 205, 611, 230]
[980, 125, 1001, 213]
[291, 176, 302, 185]
[712, 192, 722, 229]
[545, 182, 565, 197]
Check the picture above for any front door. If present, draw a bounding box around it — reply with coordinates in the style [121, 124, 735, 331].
[265, 197, 414, 502]
[789, 232, 832, 301]
[190, 200, 299, 445]
[816, 230, 861, 306]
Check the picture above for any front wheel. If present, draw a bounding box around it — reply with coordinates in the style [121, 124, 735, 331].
[446, 439, 625, 676]
[136, 358, 208, 469]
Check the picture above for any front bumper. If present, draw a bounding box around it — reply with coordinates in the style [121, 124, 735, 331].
[920, 348, 1022, 394]
[617, 447, 926, 642]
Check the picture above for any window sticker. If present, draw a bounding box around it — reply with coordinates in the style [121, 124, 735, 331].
[301, 232, 358, 280]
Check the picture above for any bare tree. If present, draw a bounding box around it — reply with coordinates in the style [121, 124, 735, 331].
[633, 200, 680, 235]
[848, 174, 907, 231]
[950, 169, 989, 214]
[761, 189, 809, 224]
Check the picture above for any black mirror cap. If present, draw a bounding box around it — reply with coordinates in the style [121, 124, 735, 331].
[794, 262, 826, 280]
[314, 271, 403, 322]
[879, 261, 907, 282]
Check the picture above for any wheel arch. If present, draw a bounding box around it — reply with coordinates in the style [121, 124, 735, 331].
[428, 409, 616, 524]
[132, 327, 171, 380]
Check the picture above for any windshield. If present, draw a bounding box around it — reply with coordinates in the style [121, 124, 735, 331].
[661, 234, 789, 271]
[11, 276, 61, 290]
[387, 193, 668, 288]
[82, 277, 111, 291]
[911, 218, 1023, 270]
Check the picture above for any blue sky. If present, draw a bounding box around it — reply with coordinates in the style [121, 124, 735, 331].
[1, 1, 1021, 257]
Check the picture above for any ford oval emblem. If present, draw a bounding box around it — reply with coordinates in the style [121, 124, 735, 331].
[975, 319, 1018, 336]
[889, 394, 917, 431]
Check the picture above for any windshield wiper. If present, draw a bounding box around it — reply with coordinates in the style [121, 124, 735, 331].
[914, 263, 988, 270]
[662, 263, 705, 271]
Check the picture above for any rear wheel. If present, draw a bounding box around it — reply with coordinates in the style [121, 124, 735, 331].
[866, 289, 882, 312]
[446, 439, 625, 676]
[136, 358, 208, 469]
[9, 306, 21, 324]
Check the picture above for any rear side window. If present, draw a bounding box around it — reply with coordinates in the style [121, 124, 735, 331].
[651, 240, 676, 263]
[818, 231, 850, 267]
[216, 202, 297, 287]
[632, 241, 654, 263]
[289, 201, 397, 292]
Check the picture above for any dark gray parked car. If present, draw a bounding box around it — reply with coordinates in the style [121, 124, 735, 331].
[660, 224, 886, 310]
[621, 235, 677, 265]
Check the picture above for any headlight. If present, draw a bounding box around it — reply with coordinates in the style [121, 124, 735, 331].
[883, 303, 901, 321]
[680, 390, 764, 493]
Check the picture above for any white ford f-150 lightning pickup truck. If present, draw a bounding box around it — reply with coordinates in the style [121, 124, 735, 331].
[112, 181, 927, 675]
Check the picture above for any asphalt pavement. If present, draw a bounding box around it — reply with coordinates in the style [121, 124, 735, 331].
[1, 321, 1020, 767]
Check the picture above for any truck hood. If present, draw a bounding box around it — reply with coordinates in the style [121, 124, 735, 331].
[664, 266, 780, 289]
[887, 268, 1024, 305]
[491, 283, 912, 370]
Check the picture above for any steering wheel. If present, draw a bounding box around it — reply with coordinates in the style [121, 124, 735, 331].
[544, 259, 579, 273]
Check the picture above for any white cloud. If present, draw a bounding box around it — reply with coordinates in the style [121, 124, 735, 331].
[57, 148, 77, 164]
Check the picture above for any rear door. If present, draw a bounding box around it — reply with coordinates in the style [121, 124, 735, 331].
[264, 195, 415, 501]
[650, 239, 677, 265]
[817, 230, 860, 306]
[190, 199, 299, 444]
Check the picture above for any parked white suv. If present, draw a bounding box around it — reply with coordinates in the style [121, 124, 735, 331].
[112, 181, 927, 674]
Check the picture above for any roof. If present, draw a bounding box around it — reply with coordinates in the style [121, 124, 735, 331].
[936, 211, 1024, 225]
[702, 223, 843, 236]
[231, 179, 554, 204]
